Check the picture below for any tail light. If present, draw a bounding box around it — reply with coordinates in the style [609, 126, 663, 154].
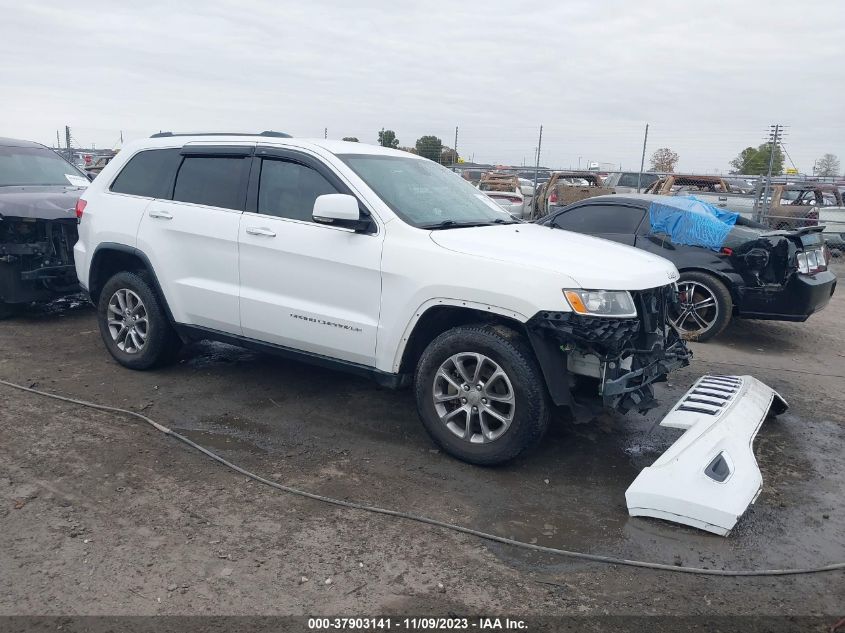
[720, 247, 733, 256]
[494, 195, 522, 204]
[75, 199, 87, 219]
[796, 248, 827, 274]
[549, 190, 558, 204]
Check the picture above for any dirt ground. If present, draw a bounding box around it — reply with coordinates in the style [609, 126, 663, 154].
[1, 263, 843, 627]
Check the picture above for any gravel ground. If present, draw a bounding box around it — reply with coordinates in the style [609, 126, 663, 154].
[0, 263, 843, 627]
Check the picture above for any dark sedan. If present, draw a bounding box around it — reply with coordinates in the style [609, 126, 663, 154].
[0, 137, 88, 317]
[539, 194, 837, 341]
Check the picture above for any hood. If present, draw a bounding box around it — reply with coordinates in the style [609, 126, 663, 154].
[429, 223, 679, 290]
[0, 185, 84, 221]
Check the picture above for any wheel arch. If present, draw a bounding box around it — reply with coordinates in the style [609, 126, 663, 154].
[676, 265, 742, 309]
[89, 243, 176, 324]
[395, 302, 529, 376]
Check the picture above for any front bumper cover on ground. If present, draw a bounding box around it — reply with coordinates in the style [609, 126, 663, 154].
[625, 374, 788, 536]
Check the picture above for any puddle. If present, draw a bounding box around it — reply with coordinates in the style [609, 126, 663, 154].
[176, 429, 266, 454]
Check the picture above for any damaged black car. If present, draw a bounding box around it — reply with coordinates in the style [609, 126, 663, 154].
[539, 194, 837, 341]
[0, 138, 87, 318]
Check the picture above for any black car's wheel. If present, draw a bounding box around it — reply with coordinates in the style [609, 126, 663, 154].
[671, 271, 733, 342]
[414, 324, 550, 465]
[97, 271, 182, 370]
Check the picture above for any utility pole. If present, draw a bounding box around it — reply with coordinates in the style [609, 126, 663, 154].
[56, 130, 60, 151]
[65, 126, 72, 162]
[532, 125, 543, 219]
[324, 127, 327, 139]
[454, 126, 458, 163]
[636, 123, 649, 193]
[761, 124, 782, 221]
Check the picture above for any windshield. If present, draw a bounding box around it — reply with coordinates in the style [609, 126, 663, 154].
[339, 154, 517, 228]
[0, 145, 89, 187]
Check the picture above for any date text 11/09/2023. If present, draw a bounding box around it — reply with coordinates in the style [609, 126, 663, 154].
[307, 617, 528, 630]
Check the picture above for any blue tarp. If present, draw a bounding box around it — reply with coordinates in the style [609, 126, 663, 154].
[648, 196, 739, 252]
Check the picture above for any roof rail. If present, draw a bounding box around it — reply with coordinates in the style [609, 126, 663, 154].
[150, 131, 292, 139]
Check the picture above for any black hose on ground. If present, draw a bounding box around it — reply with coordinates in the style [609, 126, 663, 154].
[1, 378, 843, 578]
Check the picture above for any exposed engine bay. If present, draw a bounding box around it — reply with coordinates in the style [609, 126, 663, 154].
[0, 216, 79, 306]
[526, 284, 691, 414]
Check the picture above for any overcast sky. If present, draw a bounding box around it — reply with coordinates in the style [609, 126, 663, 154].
[1, 0, 843, 173]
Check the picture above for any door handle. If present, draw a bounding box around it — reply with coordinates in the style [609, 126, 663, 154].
[246, 226, 276, 237]
[148, 209, 173, 220]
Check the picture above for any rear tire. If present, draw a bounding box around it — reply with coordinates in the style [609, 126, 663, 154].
[671, 271, 733, 342]
[97, 271, 181, 370]
[414, 324, 550, 465]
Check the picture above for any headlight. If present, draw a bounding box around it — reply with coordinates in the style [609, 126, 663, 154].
[563, 289, 637, 317]
[796, 252, 809, 274]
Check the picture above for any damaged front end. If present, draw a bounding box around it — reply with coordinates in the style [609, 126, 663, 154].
[0, 216, 79, 307]
[526, 284, 691, 414]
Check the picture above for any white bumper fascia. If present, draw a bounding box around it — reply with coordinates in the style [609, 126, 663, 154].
[625, 375, 788, 536]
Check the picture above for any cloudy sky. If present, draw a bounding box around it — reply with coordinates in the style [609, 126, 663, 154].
[1, 0, 843, 173]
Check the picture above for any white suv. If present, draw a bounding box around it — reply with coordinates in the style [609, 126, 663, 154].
[74, 133, 689, 465]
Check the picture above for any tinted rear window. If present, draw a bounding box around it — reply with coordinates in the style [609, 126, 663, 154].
[553, 204, 645, 233]
[110, 149, 182, 198]
[172, 157, 247, 210]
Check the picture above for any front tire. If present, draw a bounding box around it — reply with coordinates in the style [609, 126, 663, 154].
[97, 271, 181, 370]
[671, 271, 733, 342]
[414, 324, 550, 465]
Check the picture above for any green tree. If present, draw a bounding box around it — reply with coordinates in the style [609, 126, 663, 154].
[415, 135, 443, 162]
[649, 147, 679, 172]
[440, 146, 459, 165]
[814, 153, 841, 177]
[378, 129, 399, 148]
[730, 143, 784, 175]
[342, 137, 359, 142]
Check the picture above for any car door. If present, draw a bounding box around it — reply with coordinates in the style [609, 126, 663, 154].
[135, 145, 252, 335]
[550, 202, 646, 245]
[237, 148, 383, 367]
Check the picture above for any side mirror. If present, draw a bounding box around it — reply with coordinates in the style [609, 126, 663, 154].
[312, 194, 370, 232]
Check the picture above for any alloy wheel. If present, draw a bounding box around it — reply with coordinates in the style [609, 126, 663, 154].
[432, 352, 515, 444]
[107, 288, 148, 354]
[671, 281, 718, 334]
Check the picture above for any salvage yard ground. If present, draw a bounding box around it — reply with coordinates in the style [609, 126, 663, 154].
[1, 264, 843, 621]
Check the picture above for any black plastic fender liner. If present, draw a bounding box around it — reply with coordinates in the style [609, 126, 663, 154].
[524, 326, 571, 407]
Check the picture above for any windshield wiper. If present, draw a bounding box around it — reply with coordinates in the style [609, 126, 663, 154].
[421, 219, 520, 230]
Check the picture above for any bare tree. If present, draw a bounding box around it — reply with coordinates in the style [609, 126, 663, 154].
[649, 148, 680, 173]
[814, 153, 841, 177]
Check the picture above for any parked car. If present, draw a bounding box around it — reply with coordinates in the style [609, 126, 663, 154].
[75, 134, 690, 465]
[602, 171, 660, 193]
[84, 154, 116, 177]
[0, 137, 89, 318]
[477, 172, 530, 218]
[538, 194, 837, 341]
[535, 171, 612, 218]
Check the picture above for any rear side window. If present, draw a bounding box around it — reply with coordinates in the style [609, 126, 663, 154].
[257, 159, 338, 221]
[172, 157, 247, 210]
[616, 173, 652, 188]
[110, 149, 181, 198]
[553, 204, 645, 234]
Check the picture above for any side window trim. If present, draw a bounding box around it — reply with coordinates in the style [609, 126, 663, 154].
[245, 148, 377, 234]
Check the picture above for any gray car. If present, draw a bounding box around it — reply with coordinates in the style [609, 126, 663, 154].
[0, 137, 88, 317]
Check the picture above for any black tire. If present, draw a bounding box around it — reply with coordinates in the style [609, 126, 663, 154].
[414, 324, 550, 466]
[97, 271, 181, 370]
[672, 271, 733, 342]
